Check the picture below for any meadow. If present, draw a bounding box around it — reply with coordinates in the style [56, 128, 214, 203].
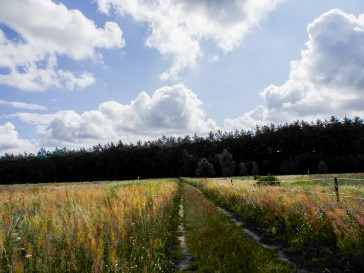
[0, 179, 180, 272]
[2, 175, 364, 272]
[185, 175, 364, 272]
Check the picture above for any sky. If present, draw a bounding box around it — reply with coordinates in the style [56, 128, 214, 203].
[1, 0, 364, 155]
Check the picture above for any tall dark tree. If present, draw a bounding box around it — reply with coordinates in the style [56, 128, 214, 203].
[216, 149, 235, 177]
[251, 161, 259, 175]
[195, 158, 215, 178]
[239, 162, 248, 176]
[318, 160, 328, 174]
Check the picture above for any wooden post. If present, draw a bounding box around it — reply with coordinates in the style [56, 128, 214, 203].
[334, 177, 340, 202]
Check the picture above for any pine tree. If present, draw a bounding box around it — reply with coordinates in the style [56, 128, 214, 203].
[251, 161, 259, 175]
[195, 158, 215, 177]
[216, 149, 235, 177]
[318, 160, 328, 174]
[239, 162, 248, 176]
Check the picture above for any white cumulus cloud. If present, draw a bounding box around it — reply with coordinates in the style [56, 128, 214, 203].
[99, 84, 216, 135]
[97, 0, 284, 80]
[224, 106, 264, 132]
[0, 122, 37, 155]
[261, 9, 364, 123]
[13, 84, 217, 149]
[0, 0, 124, 91]
[226, 9, 364, 129]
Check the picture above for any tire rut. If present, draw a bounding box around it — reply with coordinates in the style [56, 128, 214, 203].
[172, 197, 196, 272]
[218, 207, 309, 273]
[193, 185, 309, 273]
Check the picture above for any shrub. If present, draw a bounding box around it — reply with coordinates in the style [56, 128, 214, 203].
[257, 174, 280, 186]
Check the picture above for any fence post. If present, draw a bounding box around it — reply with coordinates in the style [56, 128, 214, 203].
[334, 177, 340, 202]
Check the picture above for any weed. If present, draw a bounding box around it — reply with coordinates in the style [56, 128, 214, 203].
[182, 182, 292, 272]
[257, 174, 281, 186]
[0, 179, 180, 272]
[187, 177, 364, 272]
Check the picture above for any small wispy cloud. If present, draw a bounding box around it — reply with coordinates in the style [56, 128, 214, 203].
[0, 99, 47, 110]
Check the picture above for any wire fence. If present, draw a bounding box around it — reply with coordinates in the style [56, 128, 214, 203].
[226, 177, 364, 202]
[271, 178, 364, 184]
[278, 179, 326, 183]
[337, 178, 364, 181]
[279, 188, 364, 200]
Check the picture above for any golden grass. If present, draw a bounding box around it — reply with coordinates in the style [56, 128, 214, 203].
[0, 180, 178, 272]
[199, 178, 364, 239]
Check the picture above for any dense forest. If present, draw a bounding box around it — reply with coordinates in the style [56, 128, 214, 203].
[1, 116, 364, 184]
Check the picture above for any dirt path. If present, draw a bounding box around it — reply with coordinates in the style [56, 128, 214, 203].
[191, 184, 312, 273]
[179, 182, 293, 272]
[173, 196, 196, 272]
[217, 207, 309, 273]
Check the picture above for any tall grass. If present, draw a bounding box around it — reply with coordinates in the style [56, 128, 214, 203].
[187, 178, 364, 272]
[181, 182, 292, 272]
[0, 179, 179, 272]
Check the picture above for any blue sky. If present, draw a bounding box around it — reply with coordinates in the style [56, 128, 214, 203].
[1, 0, 364, 155]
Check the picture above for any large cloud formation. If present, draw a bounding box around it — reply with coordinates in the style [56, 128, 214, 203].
[0, 0, 125, 91]
[6, 8, 364, 155]
[261, 9, 364, 123]
[97, 0, 284, 80]
[14, 84, 217, 149]
[224, 9, 364, 127]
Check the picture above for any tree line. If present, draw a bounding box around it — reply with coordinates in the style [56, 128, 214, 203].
[1, 116, 364, 184]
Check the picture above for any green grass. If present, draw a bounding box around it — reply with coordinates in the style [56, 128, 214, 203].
[186, 177, 364, 272]
[257, 175, 281, 186]
[0, 180, 182, 273]
[181, 181, 292, 273]
[233, 173, 364, 186]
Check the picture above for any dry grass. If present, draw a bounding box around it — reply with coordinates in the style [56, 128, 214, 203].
[0, 179, 178, 272]
[190, 177, 364, 271]
[181, 182, 292, 272]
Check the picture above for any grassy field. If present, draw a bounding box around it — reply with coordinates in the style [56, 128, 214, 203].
[181, 181, 291, 272]
[186, 176, 364, 272]
[233, 173, 364, 186]
[2, 175, 364, 272]
[0, 179, 180, 272]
